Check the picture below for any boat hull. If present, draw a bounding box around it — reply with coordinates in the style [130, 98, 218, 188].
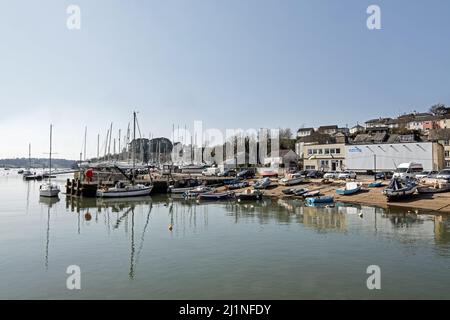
[336, 186, 361, 195]
[97, 185, 153, 198]
[197, 192, 234, 201]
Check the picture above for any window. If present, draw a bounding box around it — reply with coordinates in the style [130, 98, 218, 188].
[324, 149, 330, 154]
[307, 149, 313, 155]
[445, 140, 450, 146]
[305, 165, 315, 170]
[318, 149, 323, 155]
[335, 148, 341, 154]
[446, 161, 450, 168]
[445, 151, 450, 158]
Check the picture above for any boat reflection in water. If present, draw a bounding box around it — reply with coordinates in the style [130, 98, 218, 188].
[61, 195, 450, 281]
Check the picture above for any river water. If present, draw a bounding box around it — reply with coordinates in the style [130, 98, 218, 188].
[0, 170, 449, 299]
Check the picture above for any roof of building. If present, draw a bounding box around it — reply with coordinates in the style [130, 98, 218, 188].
[428, 129, 450, 141]
[297, 127, 314, 132]
[365, 117, 392, 124]
[297, 132, 336, 144]
[318, 125, 338, 130]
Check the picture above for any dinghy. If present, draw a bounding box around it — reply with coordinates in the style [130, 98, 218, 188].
[303, 190, 321, 198]
[368, 181, 383, 188]
[336, 182, 361, 195]
[383, 178, 417, 201]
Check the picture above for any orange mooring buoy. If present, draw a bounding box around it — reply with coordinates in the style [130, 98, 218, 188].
[85, 212, 92, 221]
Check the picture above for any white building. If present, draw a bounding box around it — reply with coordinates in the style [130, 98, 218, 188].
[345, 142, 444, 172]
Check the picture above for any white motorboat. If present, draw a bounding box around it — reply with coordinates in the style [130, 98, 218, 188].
[40, 125, 60, 198]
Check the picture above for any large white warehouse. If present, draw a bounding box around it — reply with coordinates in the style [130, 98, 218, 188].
[345, 142, 444, 172]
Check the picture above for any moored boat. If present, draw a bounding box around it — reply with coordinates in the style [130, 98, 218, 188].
[183, 186, 215, 199]
[336, 182, 361, 195]
[197, 191, 235, 201]
[97, 182, 153, 198]
[39, 124, 60, 198]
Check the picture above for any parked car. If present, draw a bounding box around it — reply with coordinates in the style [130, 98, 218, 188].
[375, 171, 394, 180]
[236, 169, 255, 179]
[338, 171, 357, 179]
[323, 171, 338, 179]
[306, 170, 323, 178]
[297, 170, 308, 177]
[436, 169, 450, 180]
[218, 169, 236, 177]
[415, 171, 439, 179]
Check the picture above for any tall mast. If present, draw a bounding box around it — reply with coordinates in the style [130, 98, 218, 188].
[28, 143, 31, 169]
[84, 126, 87, 161]
[133, 111, 136, 182]
[49, 125, 52, 183]
[108, 122, 113, 161]
[118, 129, 121, 161]
[97, 134, 100, 159]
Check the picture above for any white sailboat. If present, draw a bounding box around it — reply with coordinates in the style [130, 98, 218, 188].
[22, 143, 34, 177]
[39, 125, 60, 198]
[97, 111, 153, 198]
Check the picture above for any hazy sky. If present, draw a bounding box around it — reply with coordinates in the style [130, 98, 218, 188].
[1, 0, 449, 159]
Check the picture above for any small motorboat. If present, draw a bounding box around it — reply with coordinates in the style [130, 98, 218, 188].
[383, 178, 417, 201]
[253, 177, 271, 189]
[197, 191, 235, 201]
[236, 189, 263, 201]
[226, 181, 249, 190]
[368, 181, 383, 188]
[305, 196, 334, 205]
[336, 182, 361, 195]
[17, 169, 24, 174]
[24, 174, 43, 181]
[183, 186, 215, 199]
[279, 173, 303, 186]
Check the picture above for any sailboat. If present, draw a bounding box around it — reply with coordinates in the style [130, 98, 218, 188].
[39, 125, 61, 197]
[97, 111, 153, 198]
[22, 143, 34, 177]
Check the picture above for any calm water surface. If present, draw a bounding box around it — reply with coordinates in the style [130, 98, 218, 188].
[0, 170, 449, 299]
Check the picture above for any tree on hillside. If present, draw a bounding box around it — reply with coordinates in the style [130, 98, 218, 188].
[429, 103, 449, 116]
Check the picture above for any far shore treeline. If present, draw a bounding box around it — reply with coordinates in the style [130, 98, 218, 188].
[0, 158, 77, 169]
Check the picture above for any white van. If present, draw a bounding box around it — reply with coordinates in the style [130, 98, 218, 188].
[202, 167, 220, 176]
[393, 162, 423, 180]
